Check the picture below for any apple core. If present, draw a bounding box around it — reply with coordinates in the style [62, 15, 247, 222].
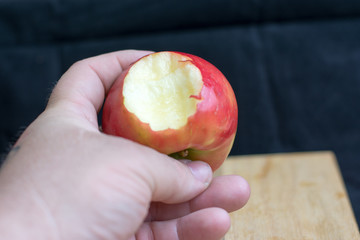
[123, 52, 203, 131]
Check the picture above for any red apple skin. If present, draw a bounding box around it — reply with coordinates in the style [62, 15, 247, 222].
[102, 51, 238, 171]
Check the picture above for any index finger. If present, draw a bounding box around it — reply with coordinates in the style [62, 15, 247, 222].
[47, 50, 153, 125]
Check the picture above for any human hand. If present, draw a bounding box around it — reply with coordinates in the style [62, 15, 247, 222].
[0, 50, 250, 240]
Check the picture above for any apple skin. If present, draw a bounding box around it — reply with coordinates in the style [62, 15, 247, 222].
[102, 51, 238, 171]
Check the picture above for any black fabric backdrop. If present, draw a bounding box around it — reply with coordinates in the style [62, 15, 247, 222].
[1, 0, 360, 224]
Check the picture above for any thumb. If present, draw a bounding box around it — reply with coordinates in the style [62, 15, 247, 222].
[150, 157, 213, 203]
[101, 135, 213, 204]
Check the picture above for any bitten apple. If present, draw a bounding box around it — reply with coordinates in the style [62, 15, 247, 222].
[102, 51, 237, 171]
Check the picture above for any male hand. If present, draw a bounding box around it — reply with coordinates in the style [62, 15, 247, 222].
[0, 50, 250, 240]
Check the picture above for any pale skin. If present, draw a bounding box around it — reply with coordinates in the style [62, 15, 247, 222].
[0, 50, 250, 240]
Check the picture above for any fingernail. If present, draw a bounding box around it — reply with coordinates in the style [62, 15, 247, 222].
[186, 161, 212, 186]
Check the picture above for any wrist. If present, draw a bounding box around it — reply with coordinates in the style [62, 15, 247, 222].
[0, 172, 59, 240]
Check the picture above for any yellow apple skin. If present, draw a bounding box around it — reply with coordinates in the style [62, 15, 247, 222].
[102, 51, 238, 171]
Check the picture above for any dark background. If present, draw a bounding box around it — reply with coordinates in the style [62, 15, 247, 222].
[1, 0, 359, 224]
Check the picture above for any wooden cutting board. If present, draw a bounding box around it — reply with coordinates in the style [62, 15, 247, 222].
[215, 151, 360, 240]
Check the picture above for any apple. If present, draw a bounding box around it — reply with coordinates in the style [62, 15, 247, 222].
[102, 51, 238, 171]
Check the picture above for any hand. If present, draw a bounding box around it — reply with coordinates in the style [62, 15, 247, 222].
[0, 50, 250, 240]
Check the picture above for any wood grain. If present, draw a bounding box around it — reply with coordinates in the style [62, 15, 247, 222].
[215, 151, 360, 240]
